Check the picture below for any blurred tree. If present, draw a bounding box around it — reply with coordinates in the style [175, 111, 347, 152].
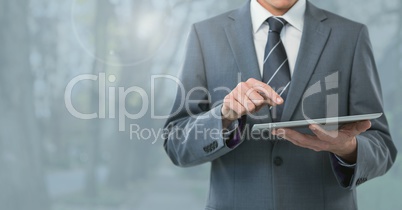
[0, 0, 50, 209]
[368, 0, 402, 151]
[391, 0, 402, 150]
[107, 0, 160, 190]
[30, 0, 71, 169]
[310, 0, 339, 13]
[85, 0, 113, 199]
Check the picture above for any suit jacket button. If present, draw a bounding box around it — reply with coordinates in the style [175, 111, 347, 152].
[356, 177, 368, 186]
[274, 157, 283, 166]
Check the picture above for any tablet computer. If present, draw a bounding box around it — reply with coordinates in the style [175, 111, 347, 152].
[251, 113, 382, 131]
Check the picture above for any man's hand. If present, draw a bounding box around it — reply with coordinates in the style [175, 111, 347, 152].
[221, 78, 283, 128]
[272, 120, 372, 163]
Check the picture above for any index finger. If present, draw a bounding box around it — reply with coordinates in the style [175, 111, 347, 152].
[245, 78, 283, 105]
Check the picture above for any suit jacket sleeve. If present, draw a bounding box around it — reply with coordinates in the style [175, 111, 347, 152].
[163, 25, 243, 167]
[331, 25, 398, 189]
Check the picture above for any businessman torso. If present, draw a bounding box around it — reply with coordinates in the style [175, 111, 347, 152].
[164, 1, 396, 209]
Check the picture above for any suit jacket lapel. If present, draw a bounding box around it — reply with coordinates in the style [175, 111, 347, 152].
[281, 2, 331, 122]
[225, 2, 261, 82]
[225, 1, 273, 123]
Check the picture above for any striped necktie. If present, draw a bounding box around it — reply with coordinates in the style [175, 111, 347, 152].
[262, 17, 291, 122]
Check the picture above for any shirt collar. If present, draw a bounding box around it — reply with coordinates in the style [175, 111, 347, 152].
[250, 0, 306, 33]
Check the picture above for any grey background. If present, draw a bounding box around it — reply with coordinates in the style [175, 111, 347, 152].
[0, 0, 401, 210]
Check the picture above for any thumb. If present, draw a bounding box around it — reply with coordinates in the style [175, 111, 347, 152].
[356, 120, 371, 132]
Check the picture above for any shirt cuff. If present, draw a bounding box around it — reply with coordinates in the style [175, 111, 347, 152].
[333, 154, 356, 168]
[224, 119, 244, 148]
[330, 153, 355, 187]
[222, 120, 239, 140]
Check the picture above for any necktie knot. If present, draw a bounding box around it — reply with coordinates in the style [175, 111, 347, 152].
[267, 17, 287, 33]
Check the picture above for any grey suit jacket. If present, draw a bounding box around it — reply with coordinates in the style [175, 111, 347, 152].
[163, 1, 397, 209]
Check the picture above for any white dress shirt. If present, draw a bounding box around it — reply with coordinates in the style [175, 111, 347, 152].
[250, 0, 306, 76]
